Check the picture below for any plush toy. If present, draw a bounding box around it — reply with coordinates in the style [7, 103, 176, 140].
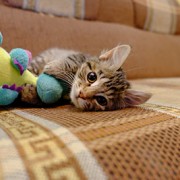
[37, 73, 63, 104]
[0, 32, 64, 106]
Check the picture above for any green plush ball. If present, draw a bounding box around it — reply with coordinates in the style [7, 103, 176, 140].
[37, 73, 63, 104]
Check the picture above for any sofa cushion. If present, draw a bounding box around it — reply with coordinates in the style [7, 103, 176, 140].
[133, 0, 180, 34]
[1, 3, 180, 79]
[86, 0, 134, 26]
[0, 77, 180, 179]
[3, 0, 134, 26]
[4, 0, 180, 34]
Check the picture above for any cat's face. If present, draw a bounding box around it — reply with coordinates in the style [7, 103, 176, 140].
[70, 59, 129, 111]
[70, 45, 151, 111]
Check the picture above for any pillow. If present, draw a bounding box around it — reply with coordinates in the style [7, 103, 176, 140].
[3, 0, 134, 26]
[133, 0, 180, 34]
[4, 0, 85, 19]
[4, 0, 180, 34]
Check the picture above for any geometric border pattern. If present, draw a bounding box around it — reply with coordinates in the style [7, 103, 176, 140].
[0, 110, 107, 179]
[0, 111, 83, 179]
[0, 127, 29, 179]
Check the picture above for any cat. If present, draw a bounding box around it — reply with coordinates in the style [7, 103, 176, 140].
[25, 45, 151, 111]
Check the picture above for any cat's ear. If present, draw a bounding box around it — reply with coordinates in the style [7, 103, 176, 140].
[123, 89, 152, 107]
[99, 45, 131, 68]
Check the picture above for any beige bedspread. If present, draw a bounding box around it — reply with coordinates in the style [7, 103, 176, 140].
[0, 77, 179, 179]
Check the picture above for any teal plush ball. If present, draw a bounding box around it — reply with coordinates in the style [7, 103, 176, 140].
[0, 88, 18, 105]
[10, 48, 29, 74]
[37, 73, 63, 104]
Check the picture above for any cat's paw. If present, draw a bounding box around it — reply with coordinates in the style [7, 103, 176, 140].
[20, 84, 42, 105]
[43, 62, 59, 76]
[28, 62, 39, 75]
[28, 58, 45, 75]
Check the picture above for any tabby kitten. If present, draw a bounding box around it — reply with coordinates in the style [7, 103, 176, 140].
[27, 45, 151, 111]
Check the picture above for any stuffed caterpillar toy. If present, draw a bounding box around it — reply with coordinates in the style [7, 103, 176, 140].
[0, 33, 64, 106]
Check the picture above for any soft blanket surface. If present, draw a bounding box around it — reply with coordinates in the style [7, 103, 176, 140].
[0, 78, 180, 179]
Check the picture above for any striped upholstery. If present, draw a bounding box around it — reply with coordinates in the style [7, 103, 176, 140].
[4, 0, 88, 19]
[3, 0, 180, 34]
[133, 0, 180, 34]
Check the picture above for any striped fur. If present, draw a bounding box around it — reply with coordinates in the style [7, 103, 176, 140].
[28, 46, 151, 111]
[70, 57, 130, 111]
[28, 48, 80, 75]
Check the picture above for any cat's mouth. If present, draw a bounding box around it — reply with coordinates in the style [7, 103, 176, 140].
[70, 91, 87, 110]
[70, 85, 92, 110]
[77, 97, 91, 110]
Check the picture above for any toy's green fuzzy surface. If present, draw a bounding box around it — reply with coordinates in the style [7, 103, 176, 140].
[0, 47, 37, 86]
[37, 73, 63, 104]
[0, 32, 38, 106]
[0, 32, 65, 106]
[0, 88, 19, 105]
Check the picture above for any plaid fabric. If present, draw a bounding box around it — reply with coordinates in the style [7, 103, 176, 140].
[4, 0, 180, 34]
[0, 78, 180, 179]
[133, 0, 180, 34]
[3, 0, 134, 25]
[4, 0, 86, 19]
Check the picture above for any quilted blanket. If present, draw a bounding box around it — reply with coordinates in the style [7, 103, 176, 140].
[0, 78, 179, 179]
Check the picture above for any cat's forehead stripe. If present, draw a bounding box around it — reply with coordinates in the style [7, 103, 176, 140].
[86, 62, 92, 70]
[99, 70, 103, 76]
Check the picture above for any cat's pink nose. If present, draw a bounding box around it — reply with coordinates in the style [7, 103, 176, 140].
[79, 91, 86, 99]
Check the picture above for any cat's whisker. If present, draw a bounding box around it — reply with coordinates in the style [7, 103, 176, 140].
[62, 79, 72, 86]
[55, 71, 75, 86]
[124, 66, 146, 73]
[63, 75, 74, 85]
[55, 75, 73, 86]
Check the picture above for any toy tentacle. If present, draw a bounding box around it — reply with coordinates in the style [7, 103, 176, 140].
[0, 32, 3, 45]
[0, 87, 19, 106]
[2, 84, 23, 92]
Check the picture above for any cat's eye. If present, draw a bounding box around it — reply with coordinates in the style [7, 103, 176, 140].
[95, 96, 107, 106]
[87, 72, 97, 83]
